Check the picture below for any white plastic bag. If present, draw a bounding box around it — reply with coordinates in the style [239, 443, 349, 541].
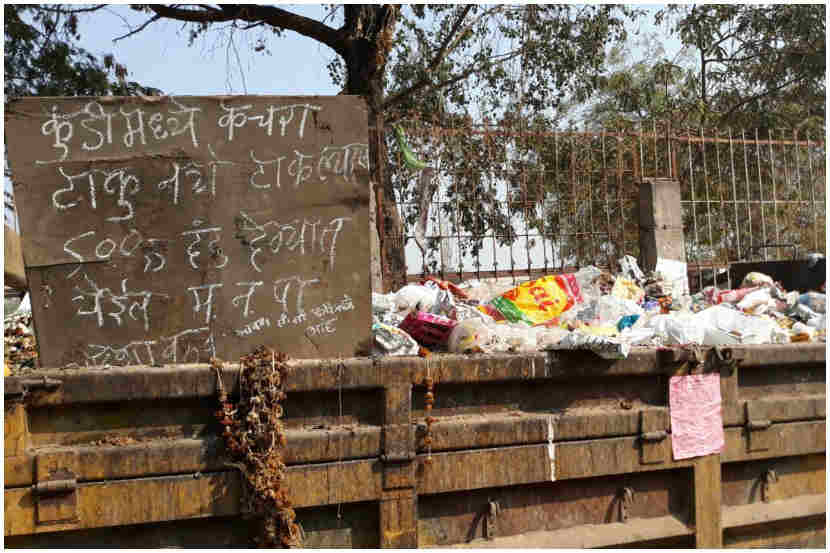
[646, 313, 704, 345]
[394, 284, 438, 312]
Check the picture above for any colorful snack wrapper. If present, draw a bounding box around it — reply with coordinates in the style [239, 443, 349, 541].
[488, 275, 581, 326]
[399, 311, 458, 347]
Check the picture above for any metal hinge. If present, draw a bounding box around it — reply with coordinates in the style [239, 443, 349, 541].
[639, 410, 669, 464]
[746, 403, 775, 452]
[34, 450, 79, 525]
[761, 469, 778, 503]
[485, 500, 500, 540]
[618, 487, 635, 522]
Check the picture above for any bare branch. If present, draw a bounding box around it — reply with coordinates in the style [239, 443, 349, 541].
[147, 4, 344, 54]
[384, 49, 522, 112]
[33, 5, 107, 15]
[426, 5, 474, 72]
[383, 6, 505, 110]
[113, 14, 162, 42]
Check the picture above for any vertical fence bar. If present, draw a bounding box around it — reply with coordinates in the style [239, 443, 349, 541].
[688, 129, 702, 292]
[555, 130, 561, 272]
[616, 130, 626, 259]
[755, 129, 767, 260]
[715, 128, 729, 285]
[806, 131, 818, 252]
[586, 125, 597, 263]
[768, 129, 780, 258]
[601, 129, 613, 266]
[701, 127, 716, 288]
[652, 120, 658, 178]
[741, 129, 753, 261]
[728, 128, 741, 264]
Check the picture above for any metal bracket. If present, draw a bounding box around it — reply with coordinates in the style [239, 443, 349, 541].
[34, 450, 79, 525]
[618, 487, 634, 522]
[712, 346, 741, 376]
[746, 402, 775, 452]
[485, 500, 500, 540]
[5, 375, 62, 401]
[639, 410, 669, 464]
[761, 469, 778, 503]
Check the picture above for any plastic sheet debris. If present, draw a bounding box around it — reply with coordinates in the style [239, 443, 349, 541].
[488, 275, 580, 326]
[547, 332, 631, 360]
[373, 321, 420, 356]
[619, 255, 645, 282]
[366, 264, 826, 358]
[655, 258, 690, 298]
[669, 373, 724, 460]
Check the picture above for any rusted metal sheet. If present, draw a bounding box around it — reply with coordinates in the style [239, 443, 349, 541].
[5, 95, 371, 364]
[445, 515, 693, 548]
[3, 346, 825, 547]
[419, 470, 690, 547]
[5, 472, 240, 536]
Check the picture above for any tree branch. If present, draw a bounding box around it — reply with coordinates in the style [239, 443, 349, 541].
[113, 14, 162, 42]
[717, 73, 809, 124]
[384, 49, 522, 112]
[147, 4, 344, 54]
[382, 6, 504, 110]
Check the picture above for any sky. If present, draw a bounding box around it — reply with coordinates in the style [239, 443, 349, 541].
[4, 3, 687, 275]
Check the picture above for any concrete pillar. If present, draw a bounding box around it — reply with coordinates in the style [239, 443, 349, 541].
[4, 226, 27, 290]
[638, 178, 687, 273]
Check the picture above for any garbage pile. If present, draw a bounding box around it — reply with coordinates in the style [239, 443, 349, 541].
[373, 256, 826, 360]
[4, 294, 37, 375]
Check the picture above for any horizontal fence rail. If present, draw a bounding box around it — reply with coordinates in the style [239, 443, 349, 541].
[387, 120, 826, 288]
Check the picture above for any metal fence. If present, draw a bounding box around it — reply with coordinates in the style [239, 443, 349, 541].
[388, 119, 826, 290]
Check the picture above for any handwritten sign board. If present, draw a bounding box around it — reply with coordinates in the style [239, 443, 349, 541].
[5, 96, 371, 366]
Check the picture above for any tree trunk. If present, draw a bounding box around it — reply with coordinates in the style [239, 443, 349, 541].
[341, 5, 408, 293]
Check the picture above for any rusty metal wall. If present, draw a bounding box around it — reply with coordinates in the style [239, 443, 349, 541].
[388, 120, 826, 287]
[4, 344, 825, 548]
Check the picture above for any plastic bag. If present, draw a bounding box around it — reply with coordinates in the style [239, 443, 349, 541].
[646, 314, 704, 345]
[430, 289, 456, 318]
[373, 322, 420, 356]
[799, 292, 826, 314]
[572, 266, 604, 298]
[483, 322, 539, 353]
[693, 305, 781, 345]
[619, 255, 645, 282]
[714, 287, 760, 305]
[736, 288, 775, 315]
[447, 319, 492, 353]
[740, 271, 776, 290]
[655, 258, 690, 298]
[488, 275, 580, 326]
[547, 332, 631, 360]
[394, 284, 438, 313]
[611, 277, 645, 303]
[596, 295, 644, 327]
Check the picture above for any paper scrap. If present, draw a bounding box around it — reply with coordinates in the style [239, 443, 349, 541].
[669, 373, 724, 460]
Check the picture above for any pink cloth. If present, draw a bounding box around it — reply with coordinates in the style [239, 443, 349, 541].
[669, 373, 725, 460]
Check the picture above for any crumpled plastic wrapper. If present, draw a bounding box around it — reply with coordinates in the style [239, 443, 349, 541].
[372, 321, 419, 356]
[546, 331, 631, 360]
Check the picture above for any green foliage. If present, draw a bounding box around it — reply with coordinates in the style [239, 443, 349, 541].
[4, 5, 161, 98]
[657, 4, 825, 132]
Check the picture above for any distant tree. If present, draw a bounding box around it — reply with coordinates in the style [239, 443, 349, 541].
[4, 4, 160, 97]
[656, 4, 826, 133]
[24, 4, 634, 289]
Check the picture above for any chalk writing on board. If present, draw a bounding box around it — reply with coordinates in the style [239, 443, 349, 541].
[8, 95, 371, 364]
[54, 167, 141, 222]
[218, 101, 322, 141]
[38, 99, 202, 163]
[235, 316, 271, 337]
[72, 275, 169, 331]
[187, 283, 223, 324]
[181, 225, 228, 270]
[236, 210, 351, 272]
[232, 281, 264, 318]
[85, 326, 215, 366]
